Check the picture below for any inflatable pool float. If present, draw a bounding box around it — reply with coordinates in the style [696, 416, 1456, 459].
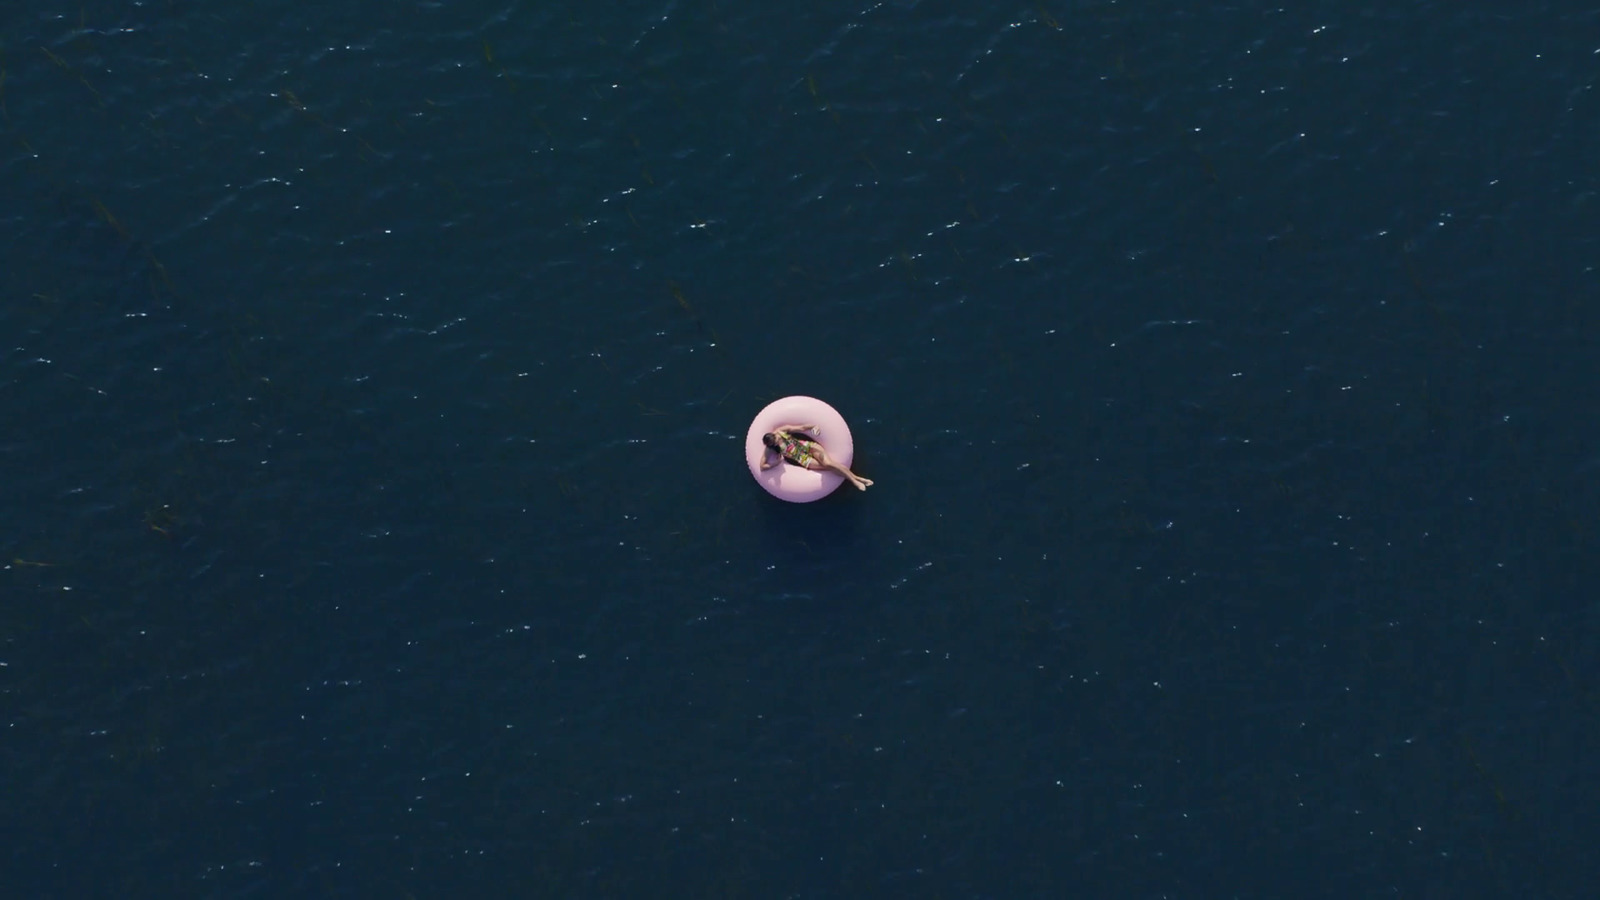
[744, 396, 855, 502]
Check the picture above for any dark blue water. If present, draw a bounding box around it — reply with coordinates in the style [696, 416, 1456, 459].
[4, 2, 1598, 897]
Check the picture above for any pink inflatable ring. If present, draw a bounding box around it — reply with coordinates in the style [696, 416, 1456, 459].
[744, 396, 856, 502]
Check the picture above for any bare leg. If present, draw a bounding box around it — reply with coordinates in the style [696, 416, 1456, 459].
[809, 447, 873, 491]
[827, 460, 873, 490]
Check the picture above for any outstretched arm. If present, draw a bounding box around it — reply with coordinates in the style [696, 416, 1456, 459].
[773, 423, 819, 434]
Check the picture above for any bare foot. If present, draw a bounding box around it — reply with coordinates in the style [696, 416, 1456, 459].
[853, 477, 873, 491]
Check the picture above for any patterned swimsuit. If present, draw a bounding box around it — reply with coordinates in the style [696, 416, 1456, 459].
[774, 432, 817, 468]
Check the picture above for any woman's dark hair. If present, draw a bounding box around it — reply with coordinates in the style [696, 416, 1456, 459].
[762, 432, 777, 448]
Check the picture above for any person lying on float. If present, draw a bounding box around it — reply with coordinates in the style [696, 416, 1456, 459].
[759, 423, 873, 491]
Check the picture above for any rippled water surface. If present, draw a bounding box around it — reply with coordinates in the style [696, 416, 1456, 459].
[3, 2, 1598, 896]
